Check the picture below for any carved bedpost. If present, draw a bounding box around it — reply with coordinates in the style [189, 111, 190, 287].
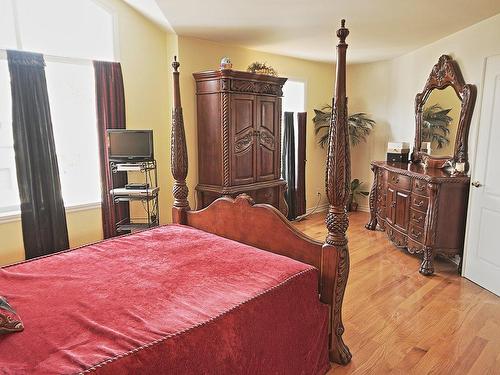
[321, 20, 352, 365]
[171, 56, 190, 224]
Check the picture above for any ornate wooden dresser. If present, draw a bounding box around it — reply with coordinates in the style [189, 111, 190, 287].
[366, 162, 469, 275]
[193, 69, 288, 215]
[366, 55, 477, 275]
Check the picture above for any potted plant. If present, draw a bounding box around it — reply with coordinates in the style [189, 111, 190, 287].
[313, 105, 376, 148]
[313, 105, 375, 211]
[422, 104, 453, 149]
[349, 179, 369, 212]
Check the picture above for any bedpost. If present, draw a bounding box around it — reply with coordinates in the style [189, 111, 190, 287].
[321, 19, 352, 365]
[171, 56, 190, 224]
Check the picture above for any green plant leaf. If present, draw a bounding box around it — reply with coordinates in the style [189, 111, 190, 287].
[313, 106, 376, 148]
[422, 104, 453, 149]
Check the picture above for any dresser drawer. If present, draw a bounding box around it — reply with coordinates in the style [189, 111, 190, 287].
[386, 225, 407, 247]
[411, 195, 429, 212]
[412, 179, 428, 196]
[410, 209, 426, 228]
[408, 223, 425, 243]
[388, 172, 411, 190]
[407, 238, 424, 252]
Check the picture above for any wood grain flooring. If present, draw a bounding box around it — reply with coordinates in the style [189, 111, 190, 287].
[292, 211, 500, 375]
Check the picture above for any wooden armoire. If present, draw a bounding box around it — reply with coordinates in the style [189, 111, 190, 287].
[193, 69, 288, 215]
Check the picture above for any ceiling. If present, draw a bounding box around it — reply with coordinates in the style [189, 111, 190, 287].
[124, 0, 500, 63]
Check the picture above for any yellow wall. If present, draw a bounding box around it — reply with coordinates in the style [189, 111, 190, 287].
[176, 36, 335, 211]
[347, 61, 392, 211]
[0, 0, 171, 266]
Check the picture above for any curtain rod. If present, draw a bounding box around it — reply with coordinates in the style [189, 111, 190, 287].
[0, 48, 117, 66]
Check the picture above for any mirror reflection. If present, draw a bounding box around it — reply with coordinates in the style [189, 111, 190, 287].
[421, 86, 461, 157]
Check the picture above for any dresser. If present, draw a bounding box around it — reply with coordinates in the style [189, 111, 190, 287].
[366, 162, 470, 275]
[193, 69, 288, 215]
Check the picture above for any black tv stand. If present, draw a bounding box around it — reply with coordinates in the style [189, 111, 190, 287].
[110, 160, 159, 234]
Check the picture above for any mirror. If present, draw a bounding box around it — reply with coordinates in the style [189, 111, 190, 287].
[413, 55, 476, 173]
[421, 86, 461, 158]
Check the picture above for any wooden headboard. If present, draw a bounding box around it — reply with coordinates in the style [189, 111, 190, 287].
[169, 21, 352, 365]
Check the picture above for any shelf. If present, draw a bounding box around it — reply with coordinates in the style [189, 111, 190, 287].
[116, 222, 159, 232]
[110, 160, 156, 173]
[110, 187, 159, 198]
[110, 158, 159, 233]
[113, 194, 158, 203]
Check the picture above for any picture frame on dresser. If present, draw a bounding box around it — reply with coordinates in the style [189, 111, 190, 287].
[366, 55, 477, 276]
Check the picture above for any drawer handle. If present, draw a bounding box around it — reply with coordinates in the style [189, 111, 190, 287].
[415, 183, 425, 191]
[414, 199, 424, 207]
[391, 176, 400, 184]
[411, 229, 422, 238]
[412, 214, 423, 223]
[390, 201, 396, 208]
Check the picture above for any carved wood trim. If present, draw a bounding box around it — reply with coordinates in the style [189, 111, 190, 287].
[366, 164, 379, 230]
[231, 79, 283, 96]
[371, 161, 469, 184]
[424, 183, 440, 247]
[259, 129, 275, 151]
[234, 130, 254, 153]
[322, 19, 352, 365]
[222, 92, 230, 186]
[413, 55, 477, 172]
[170, 57, 190, 223]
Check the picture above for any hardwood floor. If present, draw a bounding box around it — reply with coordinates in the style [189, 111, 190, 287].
[293, 211, 500, 375]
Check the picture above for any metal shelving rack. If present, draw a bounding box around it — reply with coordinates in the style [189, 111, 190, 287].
[109, 160, 159, 233]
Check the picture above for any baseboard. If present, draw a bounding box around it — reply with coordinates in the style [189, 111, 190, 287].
[304, 203, 370, 215]
[305, 203, 329, 215]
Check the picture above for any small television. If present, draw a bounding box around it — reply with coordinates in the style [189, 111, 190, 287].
[107, 130, 154, 161]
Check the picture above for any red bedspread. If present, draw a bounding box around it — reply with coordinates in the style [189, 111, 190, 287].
[0, 225, 330, 375]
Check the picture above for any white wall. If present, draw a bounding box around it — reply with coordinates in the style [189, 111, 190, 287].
[348, 13, 500, 212]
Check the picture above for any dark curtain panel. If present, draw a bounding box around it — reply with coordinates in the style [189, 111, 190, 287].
[93, 61, 128, 239]
[7, 50, 69, 259]
[296, 112, 307, 216]
[282, 112, 297, 220]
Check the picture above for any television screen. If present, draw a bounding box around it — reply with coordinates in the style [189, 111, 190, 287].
[108, 130, 154, 161]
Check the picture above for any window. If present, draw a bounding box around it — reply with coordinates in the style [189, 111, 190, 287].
[283, 80, 306, 114]
[1, 0, 115, 61]
[46, 62, 101, 207]
[0, 0, 115, 215]
[0, 0, 17, 50]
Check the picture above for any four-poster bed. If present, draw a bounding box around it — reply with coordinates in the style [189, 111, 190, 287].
[169, 19, 352, 365]
[0, 20, 352, 374]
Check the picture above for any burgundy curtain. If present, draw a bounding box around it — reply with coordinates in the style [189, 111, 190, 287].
[7, 50, 69, 258]
[93, 61, 128, 239]
[296, 112, 307, 216]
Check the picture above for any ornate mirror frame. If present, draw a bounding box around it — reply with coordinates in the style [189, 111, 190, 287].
[412, 55, 477, 173]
